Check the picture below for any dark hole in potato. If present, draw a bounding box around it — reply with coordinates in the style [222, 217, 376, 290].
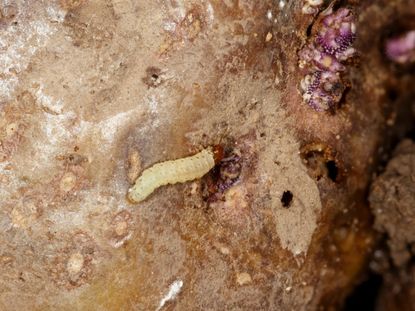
[387, 88, 398, 101]
[326, 160, 339, 182]
[281, 191, 293, 208]
[143, 67, 163, 88]
[300, 143, 344, 183]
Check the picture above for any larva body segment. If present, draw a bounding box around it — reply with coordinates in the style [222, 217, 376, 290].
[128, 148, 215, 203]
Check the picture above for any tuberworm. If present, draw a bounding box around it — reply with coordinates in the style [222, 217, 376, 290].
[128, 146, 223, 203]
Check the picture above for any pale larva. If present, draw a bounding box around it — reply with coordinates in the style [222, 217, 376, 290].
[127, 146, 223, 203]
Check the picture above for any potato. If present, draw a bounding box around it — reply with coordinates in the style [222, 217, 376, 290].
[0, 0, 414, 310]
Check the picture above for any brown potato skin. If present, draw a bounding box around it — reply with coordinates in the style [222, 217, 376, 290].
[1, 0, 414, 310]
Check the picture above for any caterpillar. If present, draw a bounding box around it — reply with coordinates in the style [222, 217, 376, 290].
[127, 146, 223, 203]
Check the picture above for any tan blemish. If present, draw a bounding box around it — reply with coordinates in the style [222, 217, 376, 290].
[109, 211, 133, 248]
[1, 4, 18, 20]
[60, 172, 77, 192]
[159, 39, 173, 55]
[10, 209, 27, 229]
[17, 91, 37, 114]
[213, 242, 231, 255]
[5, 123, 18, 137]
[126, 149, 141, 184]
[265, 32, 273, 42]
[1, 255, 14, 266]
[182, 9, 204, 41]
[219, 246, 230, 255]
[210, 185, 250, 229]
[224, 186, 248, 209]
[0, 174, 9, 183]
[236, 272, 252, 286]
[114, 221, 128, 236]
[60, 0, 86, 10]
[67, 252, 84, 275]
[186, 18, 201, 40]
[9, 201, 39, 229]
[159, 5, 205, 56]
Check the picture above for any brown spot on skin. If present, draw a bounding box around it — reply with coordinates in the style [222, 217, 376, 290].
[49, 232, 98, 289]
[114, 221, 128, 236]
[0, 119, 26, 162]
[56, 153, 88, 166]
[142, 67, 164, 88]
[18, 91, 36, 111]
[67, 252, 84, 275]
[210, 185, 252, 230]
[159, 4, 207, 56]
[60, 172, 77, 193]
[8, 199, 42, 230]
[1, 254, 14, 266]
[108, 210, 133, 248]
[0, 4, 18, 21]
[126, 148, 141, 184]
[0, 91, 37, 162]
[236, 272, 252, 286]
[181, 10, 204, 41]
[5, 123, 18, 138]
[63, 4, 115, 49]
[48, 164, 89, 203]
[10, 208, 27, 229]
[60, 0, 87, 10]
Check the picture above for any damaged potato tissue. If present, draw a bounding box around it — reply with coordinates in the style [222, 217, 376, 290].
[1, 0, 415, 310]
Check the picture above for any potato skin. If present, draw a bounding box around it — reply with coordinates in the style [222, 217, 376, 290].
[1, 0, 414, 310]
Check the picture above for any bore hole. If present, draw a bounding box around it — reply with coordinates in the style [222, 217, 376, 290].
[306, 23, 313, 37]
[300, 143, 345, 183]
[143, 66, 163, 88]
[387, 88, 398, 101]
[281, 191, 293, 208]
[326, 160, 338, 182]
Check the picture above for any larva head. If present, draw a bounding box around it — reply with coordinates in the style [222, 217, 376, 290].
[212, 145, 224, 164]
[126, 188, 139, 204]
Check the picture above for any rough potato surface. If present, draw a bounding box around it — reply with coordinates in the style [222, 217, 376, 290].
[1, 0, 414, 310]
